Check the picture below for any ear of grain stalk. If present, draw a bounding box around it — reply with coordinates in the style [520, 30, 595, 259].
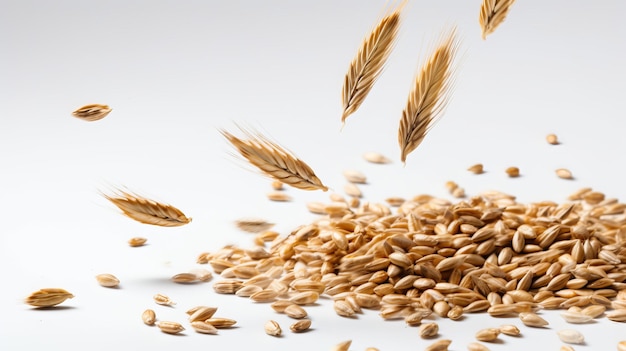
[479, 0, 516, 39]
[101, 188, 191, 227]
[25, 288, 74, 308]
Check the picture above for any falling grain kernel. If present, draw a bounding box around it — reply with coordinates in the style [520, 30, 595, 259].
[128, 237, 147, 247]
[467, 163, 484, 174]
[72, 103, 112, 121]
[153, 293, 175, 306]
[618, 341, 626, 351]
[344, 183, 362, 198]
[289, 319, 311, 333]
[234, 218, 275, 233]
[546, 133, 559, 145]
[271, 180, 284, 190]
[452, 187, 465, 198]
[25, 288, 74, 308]
[556, 168, 573, 180]
[264, 320, 282, 336]
[419, 322, 439, 338]
[95, 273, 120, 288]
[267, 191, 292, 202]
[505, 166, 520, 177]
[557, 329, 585, 344]
[363, 152, 391, 164]
[156, 321, 185, 334]
[142, 309, 156, 325]
[343, 169, 367, 184]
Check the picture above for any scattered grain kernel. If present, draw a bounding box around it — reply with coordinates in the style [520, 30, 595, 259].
[128, 237, 147, 247]
[556, 168, 573, 180]
[205, 318, 237, 328]
[25, 288, 74, 308]
[618, 341, 626, 351]
[188, 306, 217, 322]
[285, 304, 308, 319]
[424, 339, 451, 351]
[72, 103, 111, 122]
[419, 322, 439, 338]
[142, 309, 156, 325]
[264, 320, 282, 336]
[156, 321, 185, 334]
[557, 329, 585, 344]
[153, 293, 175, 306]
[190, 321, 218, 334]
[363, 152, 391, 164]
[343, 170, 367, 184]
[171, 272, 198, 284]
[498, 324, 520, 336]
[332, 340, 352, 351]
[546, 133, 559, 145]
[505, 166, 520, 177]
[560, 346, 575, 351]
[467, 163, 484, 174]
[475, 328, 500, 342]
[289, 319, 311, 333]
[235, 218, 275, 233]
[467, 342, 491, 351]
[267, 191, 291, 202]
[271, 180, 284, 190]
[95, 273, 120, 288]
[519, 312, 548, 327]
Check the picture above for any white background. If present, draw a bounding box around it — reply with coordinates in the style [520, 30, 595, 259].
[1, 0, 626, 350]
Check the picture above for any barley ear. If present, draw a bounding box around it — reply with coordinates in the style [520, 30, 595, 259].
[398, 27, 459, 164]
[101, 188, 192, 227]
[479, 0, 516, 40]
[221, 128, 328, 191]
[341, 1, 405, 127]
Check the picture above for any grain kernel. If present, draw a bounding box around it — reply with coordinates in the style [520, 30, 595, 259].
[289, 319, 311, 333]
[128, 237, 147, 247]
[419, 322, 439, 338]
[264, 320, 282, 336]
[156, 321, 185, 334]
[142, 309, 156, 325]
[95, 273, 120, 288]
[556, 168, 573, 180]
[505, 166, 520, 177]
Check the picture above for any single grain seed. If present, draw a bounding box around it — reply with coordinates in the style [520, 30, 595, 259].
[171, 272, 198, 284]
[557, 329, 585, 344]
[153, 293, 175, 306]
[205, 318, 237, 328]
[271, 180, 283, 190]
[556, 168, 573, 180]
[289, 319, 311, 333]
[424, 339, 452, 351]
[546, 133, 559, 145]
[267, 191, 292, 202]
[332, 340, 352, 351]
[190, 321, 218, 334]
[128, 237, 147, 247]
[505, 166, 520, 177]
[498, 324, 520, 336]
[25, 288, 74, 307]
[467, 342, 491, 351]
[156, 321, 185, 334]
[142, 309, 156, 325]
[618, 341, 626, 351]
[264, 320, 282, 336]
[467, 164, 484, 174]
[419, 322, 439, 338]
[475, 328, 500, 342]
[519, 312, 548, 327]
[188, 306, 217, 322]
[343, 170, 367, 184]
[95, 273, 120, 288]
[363, 152, 391, 164]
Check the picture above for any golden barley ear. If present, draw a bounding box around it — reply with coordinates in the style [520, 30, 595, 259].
[398, 27, 460, 164]
[479, 0, 516, 40]
[221, 127, 328, 191]
[101, 188, 192, 227]
[341, 1, 405, 127]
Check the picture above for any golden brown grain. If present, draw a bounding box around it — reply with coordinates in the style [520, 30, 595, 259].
[234, 218, 275, 233]
[475, 328, 500, 342]
[546, 133, 559, 145]
[153, 293, 175, 306]
[419, 322, 439, 338]
[363, 152, 391, 164]
[341, 2, 404, 125]
[505, 166, 520, 177]
[128, 237, 147, 247]
[424, 339, 452, 351]
[72, 103, 112, 121]
[205, 318, 237, 328]
[171, 273, 198, 284]
[267, 191, 292, 202]
[498, 324, 520, 336]
[332, 340, 352, 351]
[25, 288, 74, 307]
[271, 180, 284, 190]
[289, 319, 311, 333]
[557, 329, 585, 344]
[156, 321, 185, 334]
[188, 306, 217, 322]
[142, 309, 156, 325]
[101, 188, 191, 227]
[618, 341, 626, 351]
[264, 320, 282, 336]
[398, 28, 459, 164]
[519, 312, 548, 327]
[221, 128, 328, 191]
[468, 163, 484, 174]
[556, 168, 573, 180]
[468, 342, 491, 351]
[190, 321, 219, 334]
[95, 273, 120, 288]
[479, 0, 516, 39]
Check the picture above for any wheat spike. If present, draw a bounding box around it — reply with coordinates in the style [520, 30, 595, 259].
[479, 0, 516, 40]
[398, 28, 459, 164]
[221, 128, 328, 191]
[341, 1, 404, 127]
[102, 188, 191, 227]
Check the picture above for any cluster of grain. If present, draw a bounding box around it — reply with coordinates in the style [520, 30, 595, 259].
[198, 187, 626, 340]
